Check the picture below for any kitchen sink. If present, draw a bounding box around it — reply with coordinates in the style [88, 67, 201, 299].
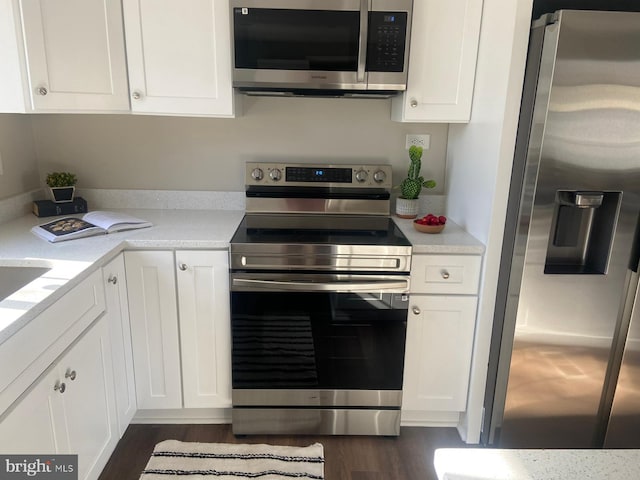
[0, 265, 52, 302]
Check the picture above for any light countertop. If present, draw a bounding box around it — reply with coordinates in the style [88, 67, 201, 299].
[0, 208, 244, 344]
[0, 209, 483, 345]
[435, 448, 640, 480]
[393, 217, 484, 255]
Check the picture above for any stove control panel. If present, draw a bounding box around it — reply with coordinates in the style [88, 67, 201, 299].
[246, 163, 392, 189]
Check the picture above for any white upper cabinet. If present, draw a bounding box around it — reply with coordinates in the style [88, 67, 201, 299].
[0, 0, 130, 113]
[122, 0, 235, 117]
[392, 0, 482, 123]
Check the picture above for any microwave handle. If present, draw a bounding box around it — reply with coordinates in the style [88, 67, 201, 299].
[357, 0, 369, 82]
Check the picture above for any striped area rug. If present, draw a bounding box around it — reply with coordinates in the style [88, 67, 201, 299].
[140, 440, 324, 479]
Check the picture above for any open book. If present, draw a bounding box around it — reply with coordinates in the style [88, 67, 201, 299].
[31, 211, 152, 243]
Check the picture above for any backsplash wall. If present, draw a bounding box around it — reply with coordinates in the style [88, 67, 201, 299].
[29, 97, 448, 193]
[0, 114, 39, 200]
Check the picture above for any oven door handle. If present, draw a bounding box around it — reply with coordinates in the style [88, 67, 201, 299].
[232, 277, 409, 292]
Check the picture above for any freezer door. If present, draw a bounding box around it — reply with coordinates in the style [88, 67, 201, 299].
[491, 10, 640, 448]
[604, 243, 640, 447]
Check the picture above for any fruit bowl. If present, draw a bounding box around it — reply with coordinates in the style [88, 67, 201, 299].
[413, 214, 447, 234]
[413, 221, 445, 234]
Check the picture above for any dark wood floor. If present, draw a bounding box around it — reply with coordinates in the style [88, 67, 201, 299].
[98, 424, 467, 480]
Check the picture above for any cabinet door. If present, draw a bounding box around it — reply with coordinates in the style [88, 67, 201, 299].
[122, 0, 234, 117]
[391, 0, 482, 123]
[20, 0, 129, 112]
[403, 295, 477, 412]
[0, 318, 118, 480]
[0, 368, 59, 454]
[57, 317, 118, 480]
[0, 0, 29, 112]
[176, 250, 231, 409]
[125, 251, 182, 409]
[103, 254, 137, 436]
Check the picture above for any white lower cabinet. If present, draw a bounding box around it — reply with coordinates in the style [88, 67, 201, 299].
[0, 368, 57, 454]
[403, 295, 477, 411]
[402, 254, 481, 421]
[125, 249, 232, 412]
[103, 254, 137, 435]
[0, 316, 119, 480]
[176, 250, 232, 409]
[125, 250, 182, 409]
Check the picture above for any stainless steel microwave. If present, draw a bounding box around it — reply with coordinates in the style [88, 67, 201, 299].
[230, 0, 413, 97]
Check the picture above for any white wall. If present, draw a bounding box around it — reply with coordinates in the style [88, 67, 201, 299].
[445, 0, 534, 442]
[30, 97, 449, 193]
[0, 114, 39, 199]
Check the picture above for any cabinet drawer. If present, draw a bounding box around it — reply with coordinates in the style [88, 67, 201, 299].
[410, 255, 481, 294]
[0, 270, 106, 415]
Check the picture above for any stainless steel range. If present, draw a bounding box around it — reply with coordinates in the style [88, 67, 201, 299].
[229, 162, 412, 436]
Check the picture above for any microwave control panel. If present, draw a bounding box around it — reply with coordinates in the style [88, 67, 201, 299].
[367, 11, 408, 72]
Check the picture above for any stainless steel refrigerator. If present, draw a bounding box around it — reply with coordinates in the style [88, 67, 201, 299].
[483, 9, 640, 448]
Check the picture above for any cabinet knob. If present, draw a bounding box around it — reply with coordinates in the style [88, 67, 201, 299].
[441, 270, 450, 280]
[410, 98, 418, 108]
[65, 369, 77, 381]
[107, 275, 118, 285]
[54, 381, 66, 394]
[179, 263, 188, 271]
[412, 306, 421, 315]
[38, 86, 48, 96]
[132, 91, 142, 100]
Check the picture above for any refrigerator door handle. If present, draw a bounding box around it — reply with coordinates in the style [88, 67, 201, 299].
[629, 214, 640, 273]
[594, 268, 640, 446]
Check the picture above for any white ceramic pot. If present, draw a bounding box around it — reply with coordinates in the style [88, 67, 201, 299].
[395, 197, 419, 219]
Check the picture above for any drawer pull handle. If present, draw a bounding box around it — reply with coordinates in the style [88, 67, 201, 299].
[107, 275, 118, 285]
[54, 381, 66, 394]
[412, 306, 421, 315]
[65, 369, 77, 381]
[441, 270, 450, 280]
[179, 263, 188, 271]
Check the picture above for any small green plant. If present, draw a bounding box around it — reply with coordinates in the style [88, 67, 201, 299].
[46, 172, 77, 188]
[398, 146, 436, 199]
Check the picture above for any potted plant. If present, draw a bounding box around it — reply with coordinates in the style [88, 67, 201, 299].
[46, 171, 78, 203]
[396, 146, 436, 218]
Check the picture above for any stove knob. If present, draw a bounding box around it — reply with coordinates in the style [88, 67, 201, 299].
[269, 169, 282, 181]
[373, 170, 387, 183]
[251, 168, 264, 181]
[355, 169, 368, 183]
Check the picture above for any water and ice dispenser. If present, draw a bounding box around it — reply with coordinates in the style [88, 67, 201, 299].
[545, 190, 622, 274]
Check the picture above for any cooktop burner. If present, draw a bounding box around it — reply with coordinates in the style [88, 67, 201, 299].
[231, 214, 411, 247]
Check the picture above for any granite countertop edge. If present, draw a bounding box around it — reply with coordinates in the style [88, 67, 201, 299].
[434, 448, 640, 480]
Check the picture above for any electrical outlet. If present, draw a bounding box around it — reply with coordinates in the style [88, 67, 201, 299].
[406, 134, 431, 150]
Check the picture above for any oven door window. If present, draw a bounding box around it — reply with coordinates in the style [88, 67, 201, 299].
[231, 292, 407, 390]
[233, 9, 360, 71]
